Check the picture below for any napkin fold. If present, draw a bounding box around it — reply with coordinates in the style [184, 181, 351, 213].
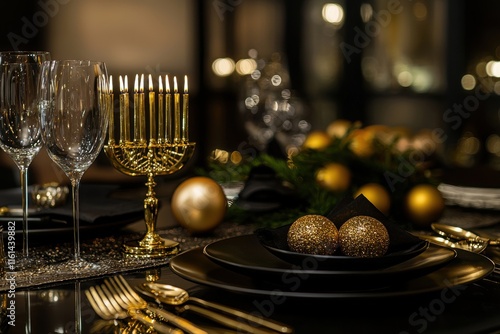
[235, 165, 300, 212]
[0, 183, 144, 226]
[255, 194, 424, 255]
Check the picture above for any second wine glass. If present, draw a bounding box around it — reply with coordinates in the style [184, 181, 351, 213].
[39, 60, 109, 270]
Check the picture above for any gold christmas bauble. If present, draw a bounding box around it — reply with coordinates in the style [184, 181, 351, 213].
[326, 119, 352, 138]
[348, 129, 375, 158]
[354, 183, 391, 215]
[302, 131, 331, 150]
[405, 184, 445, 227]
[339, 216, 390, 258]
[316, 163, 351, 193]
[171, 176, 227, 233]
[287, 215, 339, 255]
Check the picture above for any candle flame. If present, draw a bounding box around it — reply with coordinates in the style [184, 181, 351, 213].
[140, 74, 144, 93]
[174, 76, 178, 94]
[159, 75, 163, 93]
[109, 75, 113, 92]
[134, 74, 138, 93]
[149, 74, 154, 91]
[184, 75, 188, 93]
[165, 75, 170, 93]
[125, 75, 129, 92]
[119, 75, 124, 93]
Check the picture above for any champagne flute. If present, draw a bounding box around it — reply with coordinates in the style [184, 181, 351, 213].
[39, 60, 109, 270]
[0, 51, 50, 265]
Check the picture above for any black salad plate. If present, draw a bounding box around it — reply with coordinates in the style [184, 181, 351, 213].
[257, 236, 429, 270]
[203, 235, 455, 288]
[171, 246, 495, 299]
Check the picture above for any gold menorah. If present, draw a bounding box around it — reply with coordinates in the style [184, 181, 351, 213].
[104, 73, 195, 258]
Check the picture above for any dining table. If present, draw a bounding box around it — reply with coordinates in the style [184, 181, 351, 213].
[1, 180, 500, 334]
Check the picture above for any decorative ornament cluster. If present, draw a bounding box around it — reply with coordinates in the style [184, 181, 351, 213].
[204, 119, 446, 229]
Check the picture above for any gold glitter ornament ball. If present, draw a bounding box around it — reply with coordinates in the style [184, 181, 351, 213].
[339, 216, 390, 257]
[287, 215, 339, 255]
[171, 176, 227, 234]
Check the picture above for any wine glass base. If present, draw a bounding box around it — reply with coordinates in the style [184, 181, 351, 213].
[123, 238, 180, 258]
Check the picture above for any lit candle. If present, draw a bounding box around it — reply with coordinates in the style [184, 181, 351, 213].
[148, 74, 156, 142]
[133, 74, 139, 142]
[174, 76, 180, 143]
[118, 75, 128, 143]
[108, 75, 114, 144]
[120, 75, 130, 143]
[139, 74, 146, 143]
[165, 75, 172, 142]
[158, 76, 164, 142]
[182, 75, 189, 142]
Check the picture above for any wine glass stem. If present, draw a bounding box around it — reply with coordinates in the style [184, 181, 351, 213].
[71, 180, 81, 261]
[20, 167, 29, 258]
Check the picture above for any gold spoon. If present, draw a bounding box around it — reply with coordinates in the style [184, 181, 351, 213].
[413, 233, 488, 253]
[432, 223, 500, 246]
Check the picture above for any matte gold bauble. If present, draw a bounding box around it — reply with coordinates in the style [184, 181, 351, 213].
[348, 129, 374, 158]
[302, 131, 331, 150]
[326, 119, 352, 138]
[287, 215, 339, 255]
[354, 183, 391, 215]
[405, 184, 445, 228]
[316, 163, 351, 193]
[171, 176, 227, 233]
[339, 216, 390, 258]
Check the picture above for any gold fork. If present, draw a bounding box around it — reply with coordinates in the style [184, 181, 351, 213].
[86, 275, 206, 334]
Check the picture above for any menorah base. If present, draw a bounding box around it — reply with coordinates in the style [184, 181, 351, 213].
[123, 237, 180, 259]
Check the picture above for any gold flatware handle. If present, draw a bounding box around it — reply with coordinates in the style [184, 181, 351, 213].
[178, 304, 279, 334]
[432, 223, 500, 246]
[146, 304, 208, 334]
[188, 296, 293, 333]
[129, 309, 183, 334]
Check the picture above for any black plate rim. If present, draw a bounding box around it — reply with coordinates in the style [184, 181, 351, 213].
[203, 234, 455, 277]
[170, 247, 495, 299]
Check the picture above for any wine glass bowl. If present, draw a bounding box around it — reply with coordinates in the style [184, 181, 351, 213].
[0, 50, 50, 263]
[39, 60, 109, 270]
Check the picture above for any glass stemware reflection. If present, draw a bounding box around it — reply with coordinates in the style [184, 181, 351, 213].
[39, 60, 109, 270]
[0, 51, 50, 264]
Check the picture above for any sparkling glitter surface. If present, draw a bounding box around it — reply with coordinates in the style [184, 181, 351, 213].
[339, 216, 390, 257]
[0, 222, 255, 291]
[287, 215, 339, 255]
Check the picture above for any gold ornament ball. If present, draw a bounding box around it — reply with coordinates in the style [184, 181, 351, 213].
[405, 184, 445, 227]
[171, 176, 227, 233]
[348, 129, 375, 158]
[354, 183, 391, 215]
[326, 119, 352, 138]
[287, 215, 339, 255]
[339, 216, 390, 258]
[316, 163, 351, 193]
[302, 131, 331, 150]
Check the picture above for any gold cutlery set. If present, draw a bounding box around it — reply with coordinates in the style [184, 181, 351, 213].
[86, 275, 293, 334]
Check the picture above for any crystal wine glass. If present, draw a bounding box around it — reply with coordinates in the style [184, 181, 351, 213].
[38, 60, 109, 270]
[0, 51, 50, 264]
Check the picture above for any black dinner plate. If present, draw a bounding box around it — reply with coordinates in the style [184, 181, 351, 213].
[203, 234, 456, 288]
[258, 238, 428, 270]
[170, 246, 495, 299]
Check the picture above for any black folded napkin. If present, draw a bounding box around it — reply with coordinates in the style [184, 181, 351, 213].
[0, 183, 144, 226]
[255, 194, 424, 255]
[235, 165, 300, 212]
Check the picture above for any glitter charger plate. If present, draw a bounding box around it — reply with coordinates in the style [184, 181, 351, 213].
[171, 239, 495, 299]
